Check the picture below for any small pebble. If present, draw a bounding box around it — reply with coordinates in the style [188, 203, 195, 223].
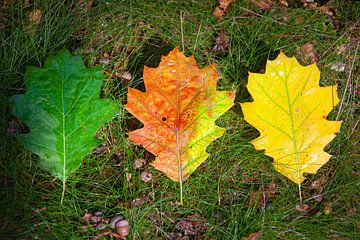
[295, 203, 311, 213]
[118, 71, 132, 81]
[310, 180, 321, 189]
[348, 208, 357, 216]
[82, 211, 92, 222]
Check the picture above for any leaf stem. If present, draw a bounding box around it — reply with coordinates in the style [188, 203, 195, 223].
[180, 11, 185, 52]
[61, 180, 66, 205]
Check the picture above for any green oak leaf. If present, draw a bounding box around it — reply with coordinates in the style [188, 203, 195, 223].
[10, 50, 117, 203]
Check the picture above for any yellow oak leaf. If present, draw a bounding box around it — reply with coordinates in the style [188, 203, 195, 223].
[241, 52, 341, 186]
[125, 48, 235, 203]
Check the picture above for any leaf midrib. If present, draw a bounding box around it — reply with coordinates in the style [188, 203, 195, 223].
[281, 61, 301, 184]
[53, 59, 67, 182]
[175, 52, 183, 203]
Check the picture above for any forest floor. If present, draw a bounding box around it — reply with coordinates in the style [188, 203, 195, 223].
[0, 0, 359, 239]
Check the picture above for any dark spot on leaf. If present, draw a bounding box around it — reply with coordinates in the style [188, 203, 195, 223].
[162, 117, 167, 121]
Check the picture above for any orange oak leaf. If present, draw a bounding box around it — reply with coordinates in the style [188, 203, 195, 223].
[125, 48, 235, 187]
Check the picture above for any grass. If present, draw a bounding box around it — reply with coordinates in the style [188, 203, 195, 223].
[1, 0, 359, 239]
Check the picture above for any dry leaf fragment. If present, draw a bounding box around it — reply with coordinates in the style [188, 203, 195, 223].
[347, 208, 357, 216]
[279, 0, 288, 7]
[309, 176, 325, 192]
[295, 203, 312, 213]
[77, 0, 94, 12]
[23, 0, 32, 8]
[82, 211, 93, 222]
[213, 30, 230, 53]
[116, 71, 132, 81]
[250, 0, 275, 10]
[213, 0, 235, 18]
[249, 231, 262, 240]
[302, 0, 317, 9]
[173, 214, 207, 239]
[313, 194, 323, 202]
[131, 195, 149, 207]
[320, 4, 340, 30]
[29, 9, 42, 24]
[7, 119, 22, 135]
[34, 207, 47, 213]
[242, 231, 262, 240]
[300, 43, 320, 63]
[320, 5, 333, 16]
[260, 183, 277, 208]
[91, 143, 109, 159]
[337, 35, 360, 55]
[248, 183, 277, 209]
[310, 180, 321, 189]
[92, 231, 125, 239]
[25, 8, 42, 33]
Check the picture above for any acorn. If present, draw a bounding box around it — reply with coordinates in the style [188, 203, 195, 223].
[324, 204, 332, 215]
[140, 170, 152, 183]
[109, 214, 124, 229]
[115, 220, 129, 236]
[133, 158, 146, 169]
[94, 211, 103, 217]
